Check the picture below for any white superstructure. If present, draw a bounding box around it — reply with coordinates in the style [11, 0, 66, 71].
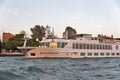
[18, 34, 120, 58]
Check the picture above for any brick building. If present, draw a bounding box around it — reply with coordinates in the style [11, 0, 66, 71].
[3, 32, 14, 43]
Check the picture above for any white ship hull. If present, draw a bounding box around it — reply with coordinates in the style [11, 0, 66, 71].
[25, 47, 120, 58]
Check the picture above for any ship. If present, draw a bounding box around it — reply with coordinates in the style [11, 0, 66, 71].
[17, 33, 120, 58]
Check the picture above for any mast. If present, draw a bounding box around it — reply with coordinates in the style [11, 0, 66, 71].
[23, 34, 29, 47]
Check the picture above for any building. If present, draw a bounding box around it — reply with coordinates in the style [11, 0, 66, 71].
[3, 32, 14, 43]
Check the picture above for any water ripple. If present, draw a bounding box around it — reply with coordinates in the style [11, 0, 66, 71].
[0, 57, 120, 80]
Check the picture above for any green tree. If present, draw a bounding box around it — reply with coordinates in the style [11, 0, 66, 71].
[27, 25, 46, 47]
[31, 25, 46, 41]
[4, 33, 25, 52]
[63, 26, 77, 39]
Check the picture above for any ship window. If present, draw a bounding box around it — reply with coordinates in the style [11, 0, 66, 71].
[80, 53, 85, 56]
[94, 44, 96, 49]
[90, 44, 92, 49]
[80, 43, 82, 49]
[46, 43, 49, 47]
[97, 44, 99, 49]
[116, 53, 120, 55]
[100, 53, 104, 56]
[61, 42, 65, 48]
[88, 53, 92, 56]
[107, 45, 109, 50]
[110, 45, 112, 50]
[103, 45, 105, 49]
[30, 53, 36, 56]
[100, 45, 102, 49]
[94, 53, 98, 56]
[105, 45, 107, 50]
[87, 44, 89, 49]
[106, 53, 110, 56]
[83, 44, 86, 49]
[57, 42, 61, 48]
[73, 43, 76, 49]
[108, 45, 112, 50]
[112, 53, 115, 56]
[76, 43, 78, 49]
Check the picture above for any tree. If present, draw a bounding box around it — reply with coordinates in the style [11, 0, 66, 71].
[31, 25, 46, 41]
[4, 34, 25, 52]
[63, 26, 77, 39]
[27, 25, 46, 47]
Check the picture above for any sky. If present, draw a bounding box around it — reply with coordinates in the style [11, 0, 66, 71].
[0, 0, 120, 38]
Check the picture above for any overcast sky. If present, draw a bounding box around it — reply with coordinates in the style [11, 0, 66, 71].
[0, 0, 120, 37]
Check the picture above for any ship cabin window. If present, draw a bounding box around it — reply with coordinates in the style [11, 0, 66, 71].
[80, 53, 85, 56]
[112, 53, 115, 56]
[100, 45, 102, 49]
[57, 42, 61, 48]
[87, 44, 89, 49]
[90, 44, 92, 49]
[40, 42, 49, 47]
[83, 44, 86, 49]
[30, 53, 36, 56]
[76, 43, 79, 49]
[116, 53, 120, 55]
[72, 43, 112, 50]
[94, 44, 96, 49]
[94, 53, 98, 56]
[100, 53, 104, 56]
[97, 44, 99, 49]
[88, 53, 92, 56]
[106, 53, 110, 56]
[80, 43, 82, 49]
[105, 45, 107, 50]
[57, 42, 67, 48]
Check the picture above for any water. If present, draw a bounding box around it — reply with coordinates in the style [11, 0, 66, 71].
[0, 57, 120, 80]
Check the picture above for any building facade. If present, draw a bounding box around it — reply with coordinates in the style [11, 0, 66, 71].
[3, 32, 14, 43]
